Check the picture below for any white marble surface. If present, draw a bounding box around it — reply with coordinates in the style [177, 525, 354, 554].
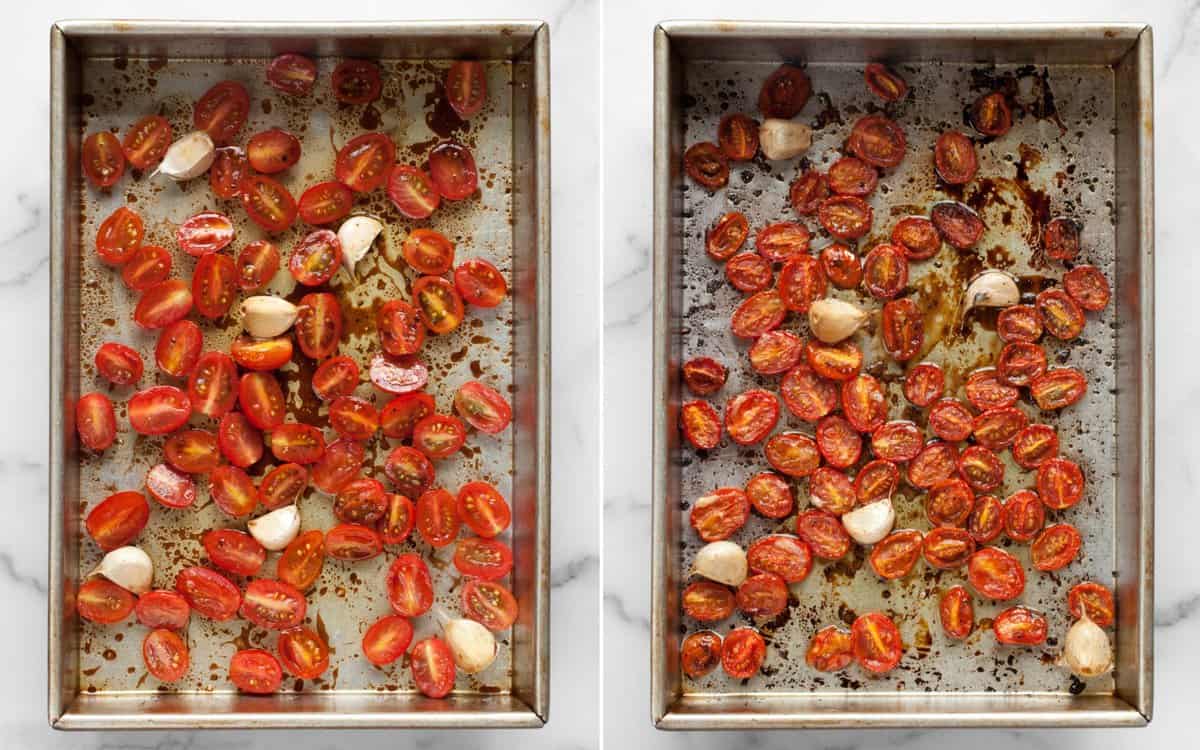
[4, 1, 599, 749]
[604, 0, 1195, 747]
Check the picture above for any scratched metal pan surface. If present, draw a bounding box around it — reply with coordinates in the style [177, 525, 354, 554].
[49, 21, 550, 730]
[651, 23, 1153, 729]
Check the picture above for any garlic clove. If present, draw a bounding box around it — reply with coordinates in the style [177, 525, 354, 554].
[808, 298, 869, 343]
[90, 545, 154, 595]
[964, 269, 1020, 310]
[443, 617, 498, 674]
[691, 540, 748, 587]
[247, 505, 301, 551]
[338, 215, 385, 276]
[759, 119, 813, 160]
[241, 296, 299, 338]
[155, 131, 216, 181]
[1060, 611, 1114, 678]
[842, 498, 895, 545]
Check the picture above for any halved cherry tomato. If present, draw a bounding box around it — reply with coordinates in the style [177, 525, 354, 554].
[381, 392, 435, 440]
[177, 211, 234, 257]
[1012, 423, 1058, 469]
[386, 553, 434, 616]
[86, 490, 149, 550]
[310, 439, 364, 494]
[851, 612, 903, 673]
[973, 407, 1028, 451]
[765, 432, 821, 477]
[362, 614, 414, 666]
[736, 572, 788, 619]
[411, 637, 456, 698]
[872, 420, 924, 463]
[455, 481, 510, 538]
[412, 413, 467, 459]
[277, 529, 324, 590]
[816, 416, 861, 469]
[260, 463, 308, 510]
[993, 606, 1047, 645]
[82, 131, 125, 187]
[681, 631, 723, 678]
[413, 276, 466, 334]
[789, 171, 829, 215]
[997, 342, 1048, 388]
[925, 478, 974, 527]
[795, 509, 851, 559]
[682, 142, 728, 190]
[1030, 368, 1088, 411]
[848, 115, 906, 168]
[175, 566, 241, 620]
[724, 389, 779, 445]
[288, 230, 342, 286]
[231, 335, 294, 371]
[721, 627, 766, 679]
[194, 81, 249, 144]
[928, 398, 974, 442]
[681, 401, 720, 450]
[210, 465, 258, 516]
[881, 297, 923, 361]
[843, 373, 888, 433]
[966, 494, 1004, 544]
[327, 396, 377, 441]
[135, 279, 193, 330]
[202, 528, 266, 577]
[1043, 217, 1080, 261]
[94, 342, 142, 386]
[749, 330, 803, 375]
[128, 385, 191, 435]
[454, 258, 508, 308]
[744, 473, 793, 519]
[122, 244, 172, 292]
[1003, 489, 1045, 542]
[729, 256, 772, 295]
[1036, 289, 1085, 340]
[191, 253, 237, 320]
[855, 459, 899, 503]
[1063, 265, 1111, 311]
[934, 130, 978, 184]
[971, 91, 1012, 136]
[231, 242, 278, 292]
[294, 292, 342, 360]
[931, 201, 984, 249]
[145, 463, 196, 508]
[891, 216, 942, 260]
[756, 222, 811, 263]
[778, 255, 826, 312]
[959, 445, 1004, 492]
[135, 590, 190, 630]
[809, 466, 856, 514]
[454, 537, 513, 580]
[95, 206, 142, 265]
[229, 649, 282, 694]
[312, 356, 359, 402]
[706, 212, 749, 261]
[818, 195, 873, 240]
[217, 412, 263, 468]
[939, 586, 974, 639]
[1038, 457, 1084, 510]
[828, 156, 878, 196]
[403, 229, 455, 275]
[241, 174, 297, 232]
[863, 244, 909, 299]
[904, 362, 944, 406]
[331, 60, 382, 104]
[806, 340, 863, 381]
[209, 148, 248, 199]
[240, 578, 306, 630]
[325, 523, 383, 561]
[746, 534, 812, 582]
[416, 488, 460, 547]
[77, 578, 135, 624]
[906, 440, 958, 488]
[780, 364, 838, 421]
[266, 53, 317, 96]
[462, 579, 519, 631]
[717, 113, 759, 161]
[247, 128, 301, 174]
[690, 487, 749, 542]
[187, 352, 238, 419]
[384, 446, 435, 498]
[1031, 523, 1082, 571]
[376, 300, 426, 357]
[387, 164, 441, 219]
[268, 423, 326, 464]
[820, 242, 863, 288]
[334, 478, 387, 525]
[864, 63, 908, 101]
[122, 115, 171, 170]
[278, 626, 329, 679]
[964, 368, 1019, 411]
[758, 64, 811, 118]
[238, 372, 286, 431]
[922, 527, 976, 569]
[869, 529, 923, 580]
[298, 181, 353, 227]
[731, 289, 785, 339]
[454, 380, 512, 434]
[428, 140, 478, 200]
[806, 625, 853, 672]
[1069, 582, 1115, 627]
[377, 492, 416, 545]
[164, 429, 221, 474]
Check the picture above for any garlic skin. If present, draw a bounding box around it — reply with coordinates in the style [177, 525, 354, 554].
[241, 296, 299, 338]
[965, 269, 1020, 310]
[809, 298, 868, 343]
[443, 617, 498, 674]
[338, 215, 385, 275]
[759, 119, 813, 160]
[691, 540, 748, 587]
[90, 546, 153, 595]
[842, 498, 895, 545]
[155, 131, 216, 180]
[1060, 612, 1114, 678]
[247, 505, 301, 552]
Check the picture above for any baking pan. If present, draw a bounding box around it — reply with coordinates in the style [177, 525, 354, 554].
[651, 22, 1153, 729]
[49, 20, 550, 729]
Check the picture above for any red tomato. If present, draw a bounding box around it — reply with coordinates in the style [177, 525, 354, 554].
[231, 335, 294, 371]
[462, 579, 519, 631]
[717, 113, 759, 160]
[871, 420, 923, 463]
[862, 244, 909, 299]
[240, 578, 306, 630]
[416, 488, 460, 547]
[681, 631, 723, 678]
[335, 133, 395, 193]
[457, 481, 511, 538]
[851, 612, 903, 673]
[122, 115, 171, 170]
[325, 523, 383, 561]
[454, 258, 508, 308]
[383, 446, 435, 498]
[331, 60, 382, 104]
[241, 174, 297, 232]
[806, 625, 853, 672]
[971, 91, 1013, 136]
[778, 255, 827, 312]
[869, 529, 923, 579]
[278, 626, 330, 679]
[881, 297, 923, 361]
[298, 181, 353, 226]
[429, 140, 482, 200]
[175, 566, 241, 620]
[229, 649, 283, 694]
[746, 534, 813, 583]
[689, 487, 750, 542]
[194, 81, 249, 144]
[135, 590, 191, 630]
[934, 131, 978, 184]
[86, 490, 149, 550]
[328, 397, 378, 442]
[1063, 265, 1111, 311]
[266, 53, 317, 96]
[164, 429, 221, 474]
[765, 432, 820, 477]
[95, 206, 143, 265]
[362, 614, 414, 665]
[268, 423, 326, 464]
[721, 627, 766, 679]
[864, 63, 908, 101]
[819, 242, 863, 288]
[927, 398, 973, 442]
[964, 368, 1019, 411]
[94, 342, 142, 387]
[958, 445, 1004, 492]
[177, 211, 234, 256]
[217, 412, 263, 468]
[210, 465, 259, 517]
[233, 241, 279, 291]
[903, 362, 944, 407]
[996, 342, 1048, 388]
[931, 201, 984, 249]
[815, 416, 861, 469]
[202, 528, 266, 577]
[238, 372, 286, 431]
[1036, 289, 1085, 340]
[454, 537, 514, 580]
[906, 440, 959, 487]
[247, 128, 301, 174]
[828, 156, 878, 196]
[312, 356, 359, 402]
[939, 586, 975, 639]
[334, 478, 387, 524]
[82, 131, 125, 187]
[780, 364, 838, 421]
[1031, 523, 1082, 571]
[210, 148, 248, 199]
[723, 389, 779, 446]
[77, 578, 135, 624]
[993, 606, 1048, 645]
[1043, 217, 1080, 261]
[446, 60, 487, 118]
[1069, 582, 1115, 627]
[997, 304, 1043, 343]
[187, 352, 238, 419]
[749, 331, 803, 375]
[1038, 457, 1084, 510]
[848, 115, 906, 168]
[411, 637, 456, 698]
[192, 253, 237, 320]
[134, 280, 193, 330]
[855, 459, 899, 503]
[145, 463, 196, 509]
[790, 171, 829, 215]
[1003, 489, 1045, 542]
[1030, 368, 1088, 411]
[706, 211, 749, 260]
[381, 392, 435, 440]
[122, 244, 172, 292]
[973, 407, 1028, 451]
[758, 64, 811, 118]
[294, 292, 342, 361]
[842, 374, 887, 433]
[259, 463, 309, 510]
[402, 228, 455, 275]
[289, 230, 342, 287]
[795, 509, 851, 559]
[454, 380, 512, 434]
[818, 195, 873, 240]
[736, 572, 788, 618]
[922, 527, 976, 569]
[387, 165, 441, 219]
[806, 340, 863, 381]
[731, 289, 786, 339]
[277, 530, 324, 591]
[925, 478, 974, 527]
[966, 494, 1004, 544]
[683, 142, 728, 190]
[1012, 423, 1059, 469]
[413, 276, 466, 334]
[378, 492, 417, 545]
[756, 222, 811, 263]
[744, 472, 793, 519]
[412, 413, 467, 459]
[809, 466, 856, 514]
[386, 553, 434, 617]
[376, 300, 425, 357]
[967, 546, 1025, 600]
[127, 385, 191, 435]
[891, 216, 942, 260]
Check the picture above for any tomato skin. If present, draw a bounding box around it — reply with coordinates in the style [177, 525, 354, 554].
[336, 132, 396, 193]
[175, 566, 241, 620]
[178, 211, 235, 257]
[416, 488, 461, 547]
[277, 530, 325, 591]
[331, 60, 382, 104]
[869, 529, 923, 580]
[202, 528, 266, 577]
[411, 637, 457, 698]
[864, 63, 908, 101]
[86, 491, 150, 550]
[383, 446, 435, 498]
[259, 463, 308, 510]
[194, 81, 250, 144]
[683, 142, 729, 190]
[454, 258, 508, 308]
[77, 578, 135, 624]
[851, 612, 903, 673]
[247, 128, 301, 174]
[362, 614, 415, 666]
[122, 244, 172, 292]
[135, 590, 191, 630]
[795, 509, 851, 560]
[931, 201, 984, 249]
[1031, 523, 1082, 571]
[240, 578, 307, 630]
[128, 385, 192, 435]
[145, 463, 196, 509]
[967, 546, 1025, 600]
[122, 115, 172, 170]
[386, 553, 434, 617]
[277, 626, 330, 679]
[454, 380, 513, 434]
[241, 174, 298, 233]
[721, 627, 766, 679]
[848, 115, 907, 168]
[188, 352, 239, 419]
[1037, 457, 1084, 510]
[446, 60, 488, 118]
[681, 631, 723, 679]
[82, 131, 125, 187]
[972, 91, 1013, 136]
[818, 195, 873, 240]
[690, 487, 750, 542]
[94, 342, 143, 387]
[95, 206, 143, 265]
[266, 53, 317, 95]
[164, 429, 221, 474]
[993, 606, 1048, 646]
[934, 130, 978, 185]
[412, 414, 467, 459]
[457, 481, 511, 538]
[749, 331, 803, 375]
[706, 212, 749, 260]
[1043, 217, 1081, 261]
[210, 149, 248, 199]
[312, 356, 359, 402]
[295, 292, 343, 360]
[298, 181, 354, 226]
[790, 171, 829, 215]
[881, 297, 923, 361]
[828, 156, 878, 196]
[723, 389, 779, 446]
[735, 572, 788, 619]
[758, 64, 811, 118]
[413, 276, 466, 335]
[1063, 264, 1111, 311]
[718, 113, 759, 160]
[806, 625, 854, 672]
[731, 289, 786, 339]
[231, 336, 294, 372]
[892, 216, 942, 260]
[454, 536, 514, 580]
[229, 649, 283, 694]
[462, 579, 519, 631]
[1036, 289, 1085, 341]
[387, 165, 441, 219]
[210, 465, 259, 517]
[325, 523, 383, 561]
[134, 279, 193, 330]
[922, 527, 976, 569]
[268, 423, 326, 465]
[381, 392, 435, 440]
[939, 586, 975, 639]
[1069, 582, 1115, 627]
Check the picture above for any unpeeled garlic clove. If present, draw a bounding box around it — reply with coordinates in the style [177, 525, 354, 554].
[841, 498, 895, 545]
[964, 269, 1020, 310]
[155, 131, 216, 181]
[809, 298, 869, 343]
[241, 296, 299, 338]
[759, 119, 812, 160]
[1060, 611, 1113, 678]
[442, 616, 498, 674]
[247, 505, 300, 551]
[338, 215, 385, 275]
[691, 540, 748, 587]
[90, 545, 153, 595]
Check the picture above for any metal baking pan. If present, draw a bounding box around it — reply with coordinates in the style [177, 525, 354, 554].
[651, 22, 1153, 729]
[49, 20, 550, 730]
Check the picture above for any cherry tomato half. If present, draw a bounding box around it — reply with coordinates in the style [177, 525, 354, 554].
[454, 537, 514, 581]
[848, 115, 906, 168]
[931, 201, 984, 249]
[135, 590, 191, 630]
[193, 81, 249, 144]
[298, 181, 353, 226]
[851, 612, 903, 673]
[277, 626, 329, 679]
[128, 385, 192, 435]
[869, 529, 923, 580]
[241, 174, 298, 232]
[818, 195, 873, 240]
[210, 148, 248, 199]
[122, 244, 172, 292]
[411, 637, 456, 698]
[746, 534, 813, 582]
[454, 258, 508, 307]
[1068, 582, 1115, 627]
[247, 128, 301, 174]
[412, 414, 467, 459]
[690, 487, 750, 542]
[202, 528, 266, 577]
[993, 606, 1048, 646]
[277, 530, 325, 591]
[82, 131, 125, 188]
[428, 140, 479, 200]
[939, 586, 975, 639]
[94, 342, 143, 386]
[175, 566, 241, 620]
[892, 216, 942, 260]
[95, 206, 143, 266]
[462, 579, 519, 631]
[934, 131, 978, 185]
[1063, 265, 1111, 311]
[388, 164, 442, 219]
[362, 614, 414, 666]
[971, 92, 1012, 136]
[806, 625, 853, 672]
[122, 115, 172, 170]
[790, 171, 829, 215]
[386, 553, 434, 617]
[77, 578, 135, 624]
[86, 490, 149, 550]
[683, 142, 728, 190]
[718, 113, 759, 161]
[681, 631, 723, 678]
[454, 380, 513, 434]
[331, 60, 382, 104]
[266, 53, 317, 96]
[758, 64, 811, 118]
[1030, 523, 1082, 571]
[413, 276, 466, 335]
[240, 578, 306, 630]
[967, 547, 1025, 600]
[864, 63, 908, 102]
[229, 649, 282, 694]
[416, 488, 460, 547]
[1043, 217, 1081, 261]
[259, 463, 308, 510]
[325, 523, 383, 561]
[904, 362, 944, 407]
[1037, 457, 1085, 510]
[721, 627, 766, 679]
[723, 389, 779, 445]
